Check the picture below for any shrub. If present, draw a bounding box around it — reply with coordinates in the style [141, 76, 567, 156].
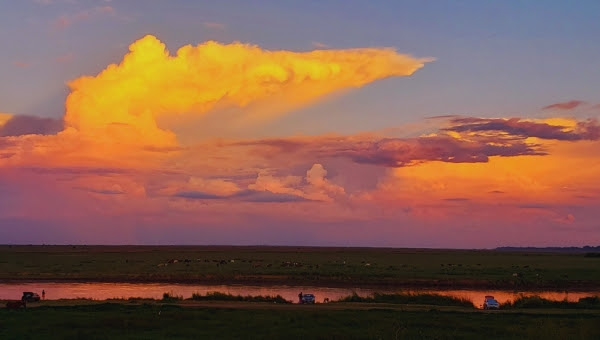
[502, 295, 600, 309]
[338, 292, 474, 308]
[189, 292, 290, 304]
[161, 292, 182, 302]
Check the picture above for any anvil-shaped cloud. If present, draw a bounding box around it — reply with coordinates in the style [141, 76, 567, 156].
[64, 35, 431, 147]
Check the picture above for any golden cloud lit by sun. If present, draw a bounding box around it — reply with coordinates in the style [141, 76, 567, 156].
[63, 35, 432, 147]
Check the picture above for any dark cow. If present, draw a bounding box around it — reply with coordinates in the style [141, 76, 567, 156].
[6, 300, 26, 309]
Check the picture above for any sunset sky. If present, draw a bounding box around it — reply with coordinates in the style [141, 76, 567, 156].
[1, 1, 599, 247]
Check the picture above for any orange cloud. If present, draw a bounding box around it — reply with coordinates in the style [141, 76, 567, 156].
[369, 137, 600, 211]
[0, 113, 12, 127]
[64, 35, 431, 148]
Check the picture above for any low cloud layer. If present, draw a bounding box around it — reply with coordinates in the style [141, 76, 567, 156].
[445, 117, 600, 141]
[0, 115, 63, 137]
[236, 116, 584, 168]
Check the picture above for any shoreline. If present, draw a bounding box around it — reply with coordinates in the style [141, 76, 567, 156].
[1, 277, 598, 291]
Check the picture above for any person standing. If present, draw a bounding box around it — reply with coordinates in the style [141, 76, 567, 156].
[42, 290, 45, 300]
[298, 292, 303, 304]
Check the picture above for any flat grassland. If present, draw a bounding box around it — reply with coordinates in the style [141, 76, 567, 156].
[1, 245, 598, 289]
[1, 301, 599, 339]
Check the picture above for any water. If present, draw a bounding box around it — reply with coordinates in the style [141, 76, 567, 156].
[1, 282, 598, 308]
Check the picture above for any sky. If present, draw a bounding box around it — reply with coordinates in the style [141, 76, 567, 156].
[0, 0, 599, 247]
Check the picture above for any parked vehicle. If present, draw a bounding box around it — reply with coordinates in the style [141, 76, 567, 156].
[483, 295, 499, 310]
[21, 292, 40, 302]
[301, 293, 316, 304]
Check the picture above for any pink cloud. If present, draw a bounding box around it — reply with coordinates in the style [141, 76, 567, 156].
[542, 100, 586, 110]
[56, 53, 74, 63]
[53, 6, 115, 30]
[312, 41, 329, 49]
[202, 21, 225, 30]
[13, 61, 30, 68]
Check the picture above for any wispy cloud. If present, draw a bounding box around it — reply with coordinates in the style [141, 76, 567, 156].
[312, 41, 329, 49]
[55, 53, 74, 63]
[542, 100, 586, 110]
[202, 21, 225, 30]
[13, 61, 30, 68]
[34, 0, 78, 4]
[53, 6, 115, 30]
[445, 117, 600, 141]
[74, 186, 125, 195]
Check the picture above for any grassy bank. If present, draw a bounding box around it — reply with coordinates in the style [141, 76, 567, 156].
[339, 292, 474, 308]
[189, 292, 290, 304]
[1, 303, 599, 339]
[1, 245, 599, 289]
[502, 295, 600, 309]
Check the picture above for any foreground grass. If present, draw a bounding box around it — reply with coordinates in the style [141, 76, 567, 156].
[1, 303, 599, 340]
[1, 245, 599, 289]
[339, 293, 474, 308]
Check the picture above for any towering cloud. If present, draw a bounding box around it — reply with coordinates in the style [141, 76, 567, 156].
[64, 35, 431, 147]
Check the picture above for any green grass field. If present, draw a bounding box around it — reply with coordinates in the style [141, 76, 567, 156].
[1, 301, 599, 340]
[1, 245, 599, 288]
[0, 246, 600, 289]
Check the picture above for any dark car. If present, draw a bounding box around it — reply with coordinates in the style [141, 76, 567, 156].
[22, 292, 41, 302]
[301, 294, 315, 304]
[483, 295, 499, 310]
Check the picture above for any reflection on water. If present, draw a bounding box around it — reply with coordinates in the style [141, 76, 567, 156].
[1, 282, 598, 308]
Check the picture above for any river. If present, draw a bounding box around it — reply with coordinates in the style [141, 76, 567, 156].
[1, 282, 598, 308]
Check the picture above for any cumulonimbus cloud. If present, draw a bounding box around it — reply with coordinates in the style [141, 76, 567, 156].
[63, 35, 432, 146]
